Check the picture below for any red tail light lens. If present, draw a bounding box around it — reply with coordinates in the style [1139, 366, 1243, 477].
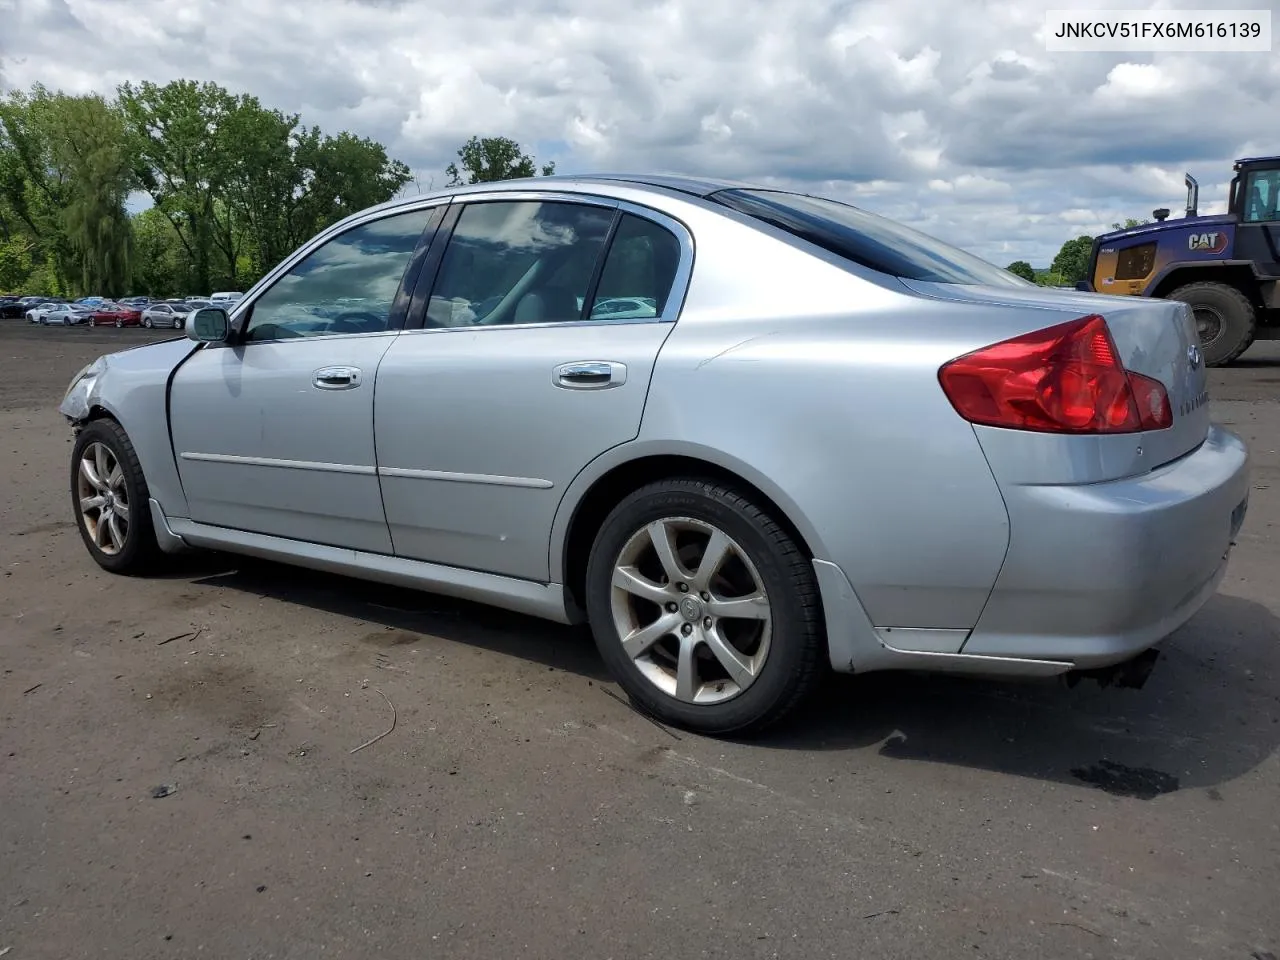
[938, 315, 1172, 434]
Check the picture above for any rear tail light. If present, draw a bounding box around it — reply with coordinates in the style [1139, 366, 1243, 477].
[938, 315, 1173, 434]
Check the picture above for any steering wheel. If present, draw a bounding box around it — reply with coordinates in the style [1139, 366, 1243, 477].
[328, 311, 386, 334]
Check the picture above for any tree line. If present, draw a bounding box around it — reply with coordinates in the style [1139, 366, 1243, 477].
[2, 75, 1152, 299]
[0, 80, 558, 299]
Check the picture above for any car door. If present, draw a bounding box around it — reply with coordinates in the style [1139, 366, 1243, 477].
[374, 194, 692, 581]
[168, 203, 445, 554]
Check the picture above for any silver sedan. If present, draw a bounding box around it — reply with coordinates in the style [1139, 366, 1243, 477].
[57, 175, 1250, 736]
[140, 303, 189, 329]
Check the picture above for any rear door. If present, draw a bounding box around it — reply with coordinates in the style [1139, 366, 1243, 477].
[374, 193, 692, 581]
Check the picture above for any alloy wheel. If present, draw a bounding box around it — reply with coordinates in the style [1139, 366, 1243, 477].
[610, 516, 772, 705]
[76, 441, 130, 555]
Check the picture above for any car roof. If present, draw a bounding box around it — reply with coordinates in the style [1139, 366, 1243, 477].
[351, 172, 779, 224]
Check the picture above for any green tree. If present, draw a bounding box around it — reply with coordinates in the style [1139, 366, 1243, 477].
[1111, 217, 1150, 230]
[48, 94, 137, 296]
[130, 207, 188, 296]
[0, 85, 136, 296]
[1005, 260, 1036, 281]
[292, 128, 412, 242]
[121, 79, 412, 290]
[0, 235, 34, 291]
[445, 135, 555, 186]
[218, 98, 304, 278]
[117, 79, 239, 292]
[0, 85, 75, 293]
[1051, 236, 1094, 284]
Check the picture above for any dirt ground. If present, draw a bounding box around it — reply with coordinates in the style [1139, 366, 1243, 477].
[1, 322, 1277, 960]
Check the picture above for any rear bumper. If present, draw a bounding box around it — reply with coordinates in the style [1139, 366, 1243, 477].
[961, 424, 1250, 667]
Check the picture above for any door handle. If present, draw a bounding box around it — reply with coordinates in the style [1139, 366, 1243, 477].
[553, 361, 627, 390]
[313, 365, 363, 390]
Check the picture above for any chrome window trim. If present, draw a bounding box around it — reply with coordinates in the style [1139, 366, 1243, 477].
[229, 329, 402, 348]
[398, 193, 695, 336]
[438, 190, 620, 209]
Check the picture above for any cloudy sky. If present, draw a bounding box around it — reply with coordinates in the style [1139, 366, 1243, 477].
[2, 0, 1276, 266]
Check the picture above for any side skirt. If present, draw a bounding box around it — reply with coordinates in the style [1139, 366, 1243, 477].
[159, 507, 576, 624]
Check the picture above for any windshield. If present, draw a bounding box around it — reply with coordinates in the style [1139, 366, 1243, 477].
[710, 188, 1030, 287]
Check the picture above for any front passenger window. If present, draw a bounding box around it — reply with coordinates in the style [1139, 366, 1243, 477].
[243, 208, 434, 342]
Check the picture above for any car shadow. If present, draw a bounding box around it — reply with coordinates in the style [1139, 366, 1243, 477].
[767, 592, 1280, 799]
[185, 554, 610, 681]
[182, 555, 1278, 799]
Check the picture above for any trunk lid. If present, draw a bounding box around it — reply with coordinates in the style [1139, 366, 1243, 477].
[900, 280, 1210, 473]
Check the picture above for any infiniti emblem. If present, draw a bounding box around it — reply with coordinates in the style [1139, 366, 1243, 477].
[679, 596, 702, 621]
[1187, 343, 1203, 370]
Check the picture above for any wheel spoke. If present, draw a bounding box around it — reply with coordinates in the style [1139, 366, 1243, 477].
[93, 512, 109, 547]
[646, 520, 688, 584]
[692, 528, 732, 591]
[703, 627, 755, 687]
[80, 456, 105, 492]
[80, 494, 105, 512]
[674, 634, 699, 702]
[707, 591, 771, 620]
[107, 514, 126, 551]
[107, 465, 123, 491]
[612, 565, 672, 605]
[113, 498, 130, 521]
[621, 612, 680, 659]
[95, 444, 110, 486]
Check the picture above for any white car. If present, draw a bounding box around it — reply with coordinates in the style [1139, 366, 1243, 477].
[25, 302, 59, 323]
[210, 291, 244, 305]
[31, 303, 90, 325]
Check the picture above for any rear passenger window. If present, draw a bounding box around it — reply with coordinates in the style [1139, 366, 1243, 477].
[426, 201, 615, 327]
[589, 214, 682, 320]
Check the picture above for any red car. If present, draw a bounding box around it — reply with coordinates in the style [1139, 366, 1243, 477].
[88, 302, 143, 328]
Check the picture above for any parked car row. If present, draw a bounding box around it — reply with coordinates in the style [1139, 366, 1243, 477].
[2, 291, 244, 325]
[4, 292, 244, 329]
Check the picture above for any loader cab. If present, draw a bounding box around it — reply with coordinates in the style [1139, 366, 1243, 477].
[1230, 157, 1280, 279]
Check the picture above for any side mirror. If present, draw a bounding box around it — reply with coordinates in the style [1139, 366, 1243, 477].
[188, 306, 230, 343]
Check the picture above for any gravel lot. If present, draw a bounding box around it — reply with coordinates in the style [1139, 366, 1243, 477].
[2, 322, 1277, 960]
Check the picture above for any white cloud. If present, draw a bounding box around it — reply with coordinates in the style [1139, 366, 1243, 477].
[1, 0, 1273, 267]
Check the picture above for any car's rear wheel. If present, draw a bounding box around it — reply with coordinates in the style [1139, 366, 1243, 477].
[585, 478, 825, 737]
[1166, 281, 1256, 367]
[114, 318, 123, 328]
[70, 419, 160, 574]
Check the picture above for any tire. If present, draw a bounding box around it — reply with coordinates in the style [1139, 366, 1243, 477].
[142, 316, 151, 328]
[70, 419, 161, 574]
[114, 318, 123, 328]
[1166, 282, 1256, 367]
[584, 478, 826, 737]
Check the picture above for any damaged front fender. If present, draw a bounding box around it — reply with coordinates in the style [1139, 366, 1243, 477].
[59, 356, 108, 423]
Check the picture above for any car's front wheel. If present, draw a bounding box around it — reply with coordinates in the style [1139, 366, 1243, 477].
[585, 478, 826, 737]
[70, 419, 160, 574]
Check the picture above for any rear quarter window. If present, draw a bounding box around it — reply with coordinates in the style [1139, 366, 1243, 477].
[710, 188, 1029, 288]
